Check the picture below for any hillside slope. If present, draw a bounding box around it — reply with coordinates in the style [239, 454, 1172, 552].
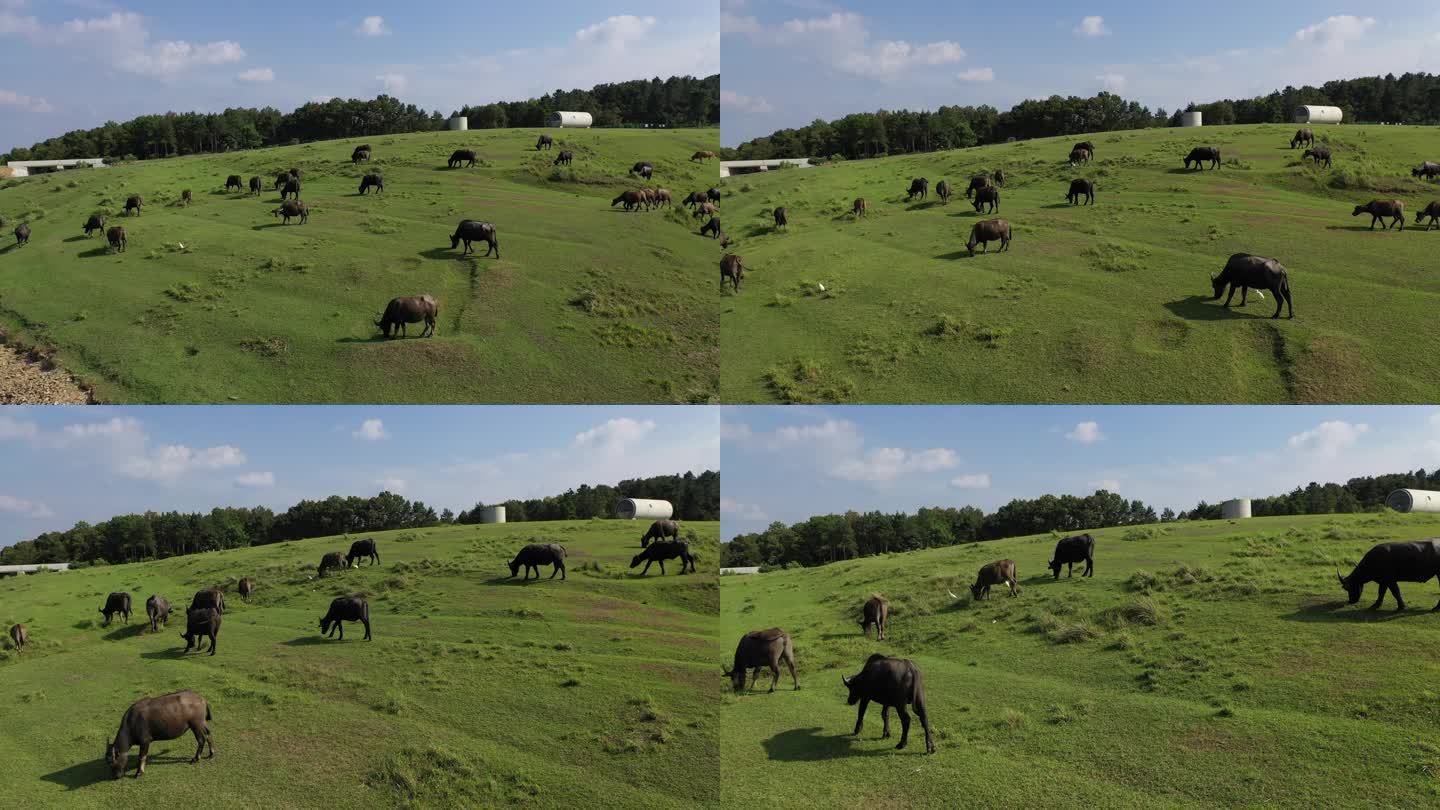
[0, 520, 719, 808]
[719, 124, 1440, 404]
[721, 512, 1440, 808]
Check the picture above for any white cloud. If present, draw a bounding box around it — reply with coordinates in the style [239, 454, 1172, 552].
[576, 15, 656, 47]
[1295, 15, 1375, 53]
[1075, 16, 1110, 37]
[738, 11, 965, 79]
[119, 444, 246, 481]
[117, 38, 244, 77]
[356, 15, 389, 36]
[832, 447, 958, 482]
[721, 497, 769, 522]
[956, 67, 994, 82]
[1089, 479, 1122, 492]
[353, 419, 389, 440]
[309, 95, 335, 104]
[237, 67, 273, 82]
[0, 10, 245, 79]
[0, 414, 38, 440]
[375, 73, 408, 95]
[838, 39, 964, 78]
[950, 473, 991, 489]
[720, 88, 774, 113]
[235, 471, 275, 488]
[0, 87, 51, 112]
[63, 416, 142, 440]
[574, 417, 656, 450]
[1065, 421, 1104, 443]
[1097, 72, 1127, 93]
[1287, 421, 1369, 457]
[376, 477, 407, 493]
[0, 494, 52, 518]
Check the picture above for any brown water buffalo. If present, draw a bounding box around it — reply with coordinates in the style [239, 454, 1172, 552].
[694, 202, 718, 219]
[181, 607, 220, 656]
[377, 294, 438, 338]
[993, 169, 1006, 186]
[508, 543, 567, 580]
[1211, 253, 1294, 319]
[1291, 129, 1314, 149]
[8, 623, 26, 652]
[972, 185, 999, 214]
[1066, 178, 1095, 206]
[724, 628, 798, 693]
[1337, 539, 1440, 612]
[554, 150, 573, 166]
[1069, 147, 1091, 166]
[225, 175, 243, 192]
[683, 190, 707, 208]
[965, 174, 991, 199]
[652, 188, 673, 207]
[189, 588, 225, 615]
[449, 220, 498, 257]
[630, 540, 696, 575]
[1413, 162, 1440, 181]
[181, 190, 192, 206]
[536, 134, 554, 150]
[721, 253, 744, 293]
[107, 226, 127, 253]
[248, 176, 262, 195]
[935, 180, 952, 204]
[861, 595, 888, 640]
[1302, 147, 1332, 168]
[853, 197, 866, 218]
[359, 174, 384, 194]
[320, 596, 371, 640]
[145, 595, 169, 633]
[271, 200, 308, 225]
[83, 214, 105, 237]
[641, 519, 680, 548]
[237, 578, 254, 601]
[691, 150, 717, 162]
[773, 206, 788, 229]
[13, 223, 29, 246]
[967, 219, 1011, 255]
[843, 654, 935, 753]
[351, 145, 371, 163]
[448, 149, 477, 168]
[700, 216, 722, 238]
[101, 592, 132, 626]
[1353, 199, 1405, 230]
[612, 190, 644, 211]
[124, 195, 143, 216]
[972, 560, 1019, 600]
[107, 690, 214, 779]
[906, 177, 928, 201]
[1049, 534, 1095, 579]
[1184, 147, 1222, 170]
[1416, 201, 1440, 230]
[317, 550, 347, 577]
[346, 538, 380, 567]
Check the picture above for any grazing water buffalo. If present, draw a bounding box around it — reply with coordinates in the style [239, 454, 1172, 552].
[630, 539, 696, 575]
[1069, 148, 1091, 166]
[273, 172, 291, 191]
[13, 223, 29, 246]
[1412, 162, 1440, 181]
[1067, 178, 1096, 206]
[1211, 253, 1294, 319]
[906, 178, 929, 201]
[448, 149, 477, 168]
[965, 174, 991, 200]
[936, 180, 952, 204]
[631, 161, 653, 180]
[107, 226, 127, 253]
[449, 219, 499, 257]
[288, 168, 302, 180]
[237, 578, 254, 601]
[972, 185, 1000, 214]
[359, 174, 384, 194]
[279, 177, 301, 200]
[536, 134, 554, 151]
[107, 690, 214, 779]
[721, 253, 744, 293]
[1073, 141, 1095, 157]
[320, 596, 371, 640]
[1184, 147, 1222, 170]
[189, 588, 225, 616]
[967, 219, 1011, 256]
[508, 543, 567, 580]
[248, 176, 261, 195]
[773, 206, 788, 229]
[683, 190, 707, 208]
[861, 595, 888, 640]
[1302, 147, 1332, 168]
[1291, 129, 1314, 149]
[972, 560, 1019, 600]
[83, 214, 105, 237]
[351, 145, 371, 163]
[147, 595, 170, 632]
[181, 190, 193, 206]
[271, 200, 308, 225]
[554, 150, 573, 166]
[652, 188, 673, 207]
[1353, 199, 1405, 231]
[376, 294, 438, 338]
[853, 197, 866, 218]
[181, 608, 220, 656]
[9, 623, 26, 652]
[700, 216, 722, 239]
[993, 169, 1006, 187]
[124, 195, 143, 216]
[641, 519, 680, 548]
[1337, 540, 1440, 612]
[843, 654, 935, 754]
[612, 190, 643, 211]
[101, 592, 132, 626]
[225, 175, 243, 192]
[725, 629, 799, 693]
[317, 551, 347, 577]
[1416, 201, 1440, 231]
[693, 202, 718, 219]
[1049, 534, 1095, 579]
[346, 538, 380, 567]
[706, 187, 721, 203]
[691, 150, 717, 162]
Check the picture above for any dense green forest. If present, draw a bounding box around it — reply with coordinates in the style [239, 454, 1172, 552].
[0, 470, 719, 566]
[721, 468, 1440, 569]
[1, 75, 719, 162]
[721, 72, 1440, 161]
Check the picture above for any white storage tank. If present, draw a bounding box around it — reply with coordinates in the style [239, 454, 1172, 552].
[616, 498, 673, 520]
[1385, 489, 1440, 514]
[1294, 105, 1342, 125]
[547, 111, 593, 128]
[480, 505, 506, 524]
[1221, 498, 1252, 519]
[448, 116, 469, 131]
[1181, 111, 1203, 128]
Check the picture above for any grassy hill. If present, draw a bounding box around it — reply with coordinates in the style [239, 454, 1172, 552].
[0, 520, 719, 808]
[720, 511, 1440, 808]
[0, 128, 719, 403]
[719, 124, 1440, 404]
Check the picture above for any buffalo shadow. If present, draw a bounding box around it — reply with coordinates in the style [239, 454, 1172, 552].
[138, 646, 188, 660]
[40, 759, 107, 790]
[102, 623, 145, 641]
[1281, 597, 1437, 624]
[334, 335, 390, 345]
[64, 235, 90, 243]
[932, 250, 976, 261]
[1325, 225, 1400, 233]
[1162, 295, 1278, 322]
[417, 247, 478, 261]
[0, 242, 23, 255]
[250, 223, 291, 231]
[77, 245, 115, 259]
[1166, 167, 1209, 174]
[762, 726, 901, 762]
[1042, 202, 1082, 209]
[279, 635, 333, 646]
[906, 200, 943, 211]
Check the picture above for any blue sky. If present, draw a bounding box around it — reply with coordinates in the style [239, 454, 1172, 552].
[0, 406, 719, 547]
[720, 406, 1440, 540]
[0, 0, 719, 152]
[721, 1, 1440, 145]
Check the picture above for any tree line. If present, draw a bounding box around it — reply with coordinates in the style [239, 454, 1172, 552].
[1, 75, 719, 163]
[720, 72, 1440, 162]
[1180, 468, 1440, 521]
[0, 470, 719, 566]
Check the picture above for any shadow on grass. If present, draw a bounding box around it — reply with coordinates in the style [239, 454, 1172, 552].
[1281, 598, 1437, 623]
[1043, 202, 1083, 209]
[933, 250, 977, 261]
[1162, 295, 1271, 322]
[1166, 167, 1210, 174]
[279, 636, 332, 646]
[1325, 225, 1401, 232]
[250, 223, 292, 231]
[763, 727, 896, 762]
[906, 200, 943, 211]
[40, 759, 106, 790]
[77, 246, 114, 259]
[417, 247, 477, 261]
[0, 242, 24, 255]
[138, 646, 187, 660]
[65, 235, 91, 243]
[103, 623, 145, 641]
[334, 335, 397, 344]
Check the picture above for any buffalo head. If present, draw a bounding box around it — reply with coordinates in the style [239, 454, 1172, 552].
[629, 552, 647, 569]
[722, 665, 745, 693]
[1047, 558, 1063, 576]
[1352, 205, 1368, 217]
[1337, 568, 1362, 604]
[507, 558, 521, 577]
[1210, 273, 1226, 300]
[841, 673, 864, 705]
[970, 581, 986, 600]
[107, 743, 127, 779]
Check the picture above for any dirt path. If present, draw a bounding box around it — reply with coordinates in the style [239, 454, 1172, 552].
[0, 342, 91, 403]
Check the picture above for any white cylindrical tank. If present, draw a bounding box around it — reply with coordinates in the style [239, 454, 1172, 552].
[1385, 489, 1440, 514]
[1181, 111, 1203, 128]
[1294, 105, 1342, 125]
[448, 116, 469, 131]
[1221, 498, 1252, 519]
[547, 111, 593, 128]
[616, 498, 673, 520]
[480, 505, 506, 524]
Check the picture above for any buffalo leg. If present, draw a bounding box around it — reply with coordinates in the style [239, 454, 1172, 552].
[209, 631, 217, 656]
[1223, 285, 1238, 307]
[852, 698, 870, 736]
[1085, 558, 1094, 577]
[549, 562, 561, 579]
[767, 663, 779, 693]
[1008, 579, 1018, 597]
[337, 622, 344, 641]
[880, 705, 892, 739]
[1238, 287, 1249, 306]
[1389, 582, 1405, 612]
[748, 668, 760, 692]
[362, 618, 372, 640]
[640, 560, 653, 575]
[658, 560, 666, 575]
[1067, 562, 1074, 578]
[1370, 584, 1386, 610]
[191, 724, 206, 763]
[1271, 286, 1285, 319]
[136, 742, 149, 777]
[894, 705, 911, 749]
[914, 698, 936, 753]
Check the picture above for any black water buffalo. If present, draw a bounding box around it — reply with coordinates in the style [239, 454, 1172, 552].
[146, 595, 170, 632]
[346, 538, 380, 567]
[967, 219, 1011, 255]
[861, 595, 888, 640]
[1069, 147, 1091, 166]
[706, 187, 721, 203]
[631, 161, 653, 180]
[181, 190, 193, 206]
[101, 592, 132, 626]
[1073, 141, 1095, 157]
[972, 185, 1000, 214]
[1049, 534, 1095, 579]
[1211, 253, 1294, 319]
[1184, 147, 1222, 170]
[225, 175, 243, 192]
[630, 540, 696, 575]
[965, 175, 991, 200]
[279, 177, 301, 200]
[843, 654, 935, 754]
[107, 690, 214, 779]
[853, 197, 866, 218]
[449, 219, 499, 257]
[448, 149, 477, 168]
[641, 519, 680, 548]
[237, 578, 254, 601]
[724, 628, 799, 693]
[83, 214, 105, 237]
[181, 607, 220, 656]
[1337, 540, 1440, 612]
[773, 206, 788, 230]
[721, 253, 744, 293]
[1291, 129, 1314, 149]
[612, 190, 644, 211]
[1411, 162, 1440, 181]
[935, 180, 952, 204]
[993, 169, 1006, 187]
[13, 223, 28, 246]
[9, 622, 26, 652]
[271, 200, 308, 225]
[351, 145, 371, 163]
[317, 551, 347, 577]
[189, 588, 225, 615]
[535, 134, 554, 150]
[1353, 199, 1405, 231]
[248, 176, 262, 195]
[273, 172, 291, 190]
[554, 150, 573, 166]
[508, 543, 567, 580]
[1416, 201, 1440, 231]
[1302, 147, 1332, 168]
[376, 295, 438, 338]
[320, 596, 371, 640]
[700, 216, 722, 238]
[972, 559, 1019, 600]
[107, 226, 126, 253]
[906, 177, 928, 201]
[359, 174, 384, 194]
[124, 195, 143, 216]
[683, 190, 707, 208]
[1066, 179, 1095, 206]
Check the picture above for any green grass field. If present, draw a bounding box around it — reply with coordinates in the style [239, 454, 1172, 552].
[0, 520, 719, 808]
[0, 128, 719, 403]
[721, 511, 1440, 808]
[719, 124, 1440, 404]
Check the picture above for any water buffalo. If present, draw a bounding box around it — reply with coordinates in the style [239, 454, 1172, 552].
[906, 178, 928, 201]
[225, 175, 243, 192]
[376, 294, 438, 338]
[972, 186, 999, 214]
[8, 622, 26, 652]
[320, 596, 372, 640]
[631, 161, 653, 180]
[1184, 147, 1222, 170]
[189, 588, 225, 615]
[317, 550, 347, 577]
[773, 206, 788, 230]
[861, 595, 888, 640]
[237, 578, 254, 601]
[107, 690, 214, 779]
[448, 149, 477, 168]
[1337, 540, 1440, 612]
[124, 195, 143, 216]
[1413, 162, 1440, 181]
[1049, 534, 1095, 579]
[144, 595, 169, 633]
[1291, 129, 1314, 149]
[1073, 141, 1095, 157]
[351, 145, 371, 163]
[279, 177, 301, 200]
[853, 197, 866, 218]
[248, 176, 261, 195]
[288, 168, 302, 180]
[936, 180, 952, 204]
[1416, 201, 1440, 231]
[1353, 199, 1405, 231]
[273, 172, 291, 191]
[1211, 253, 1294, 319]
[181, 607, 220, 656]
[1069, 148, 1091, 166]
[652, 188, 673, 207]
[508, 543, 566, 580]
[993, 169, 1006, 187]
[641, 519, 680, 548]
[346, 538, 380, 567]
[972, 560, 1019, 600]
[683, 190, 707, 208]
[554, 150, 573, 166]
[13, 223, 28, 246]
[449, 219, 499, 257]
[271, 200, 308, 225]
[181, 190, 192, 206]
[359, 174, 384, 194]
[101, 592, 132, 626]
[700, 216, 722, 238]
[843, 654, 935, 754]
[721, 253, 744, 293]
[706, 187, 721, 203]
[724, 627, 798, 693]
[536, 134, 554, 151]
[721, 233, 733, 249]
[612, 190, 644, 211]
[630, 539, 696, 575]
[693, 202, 718, 219]
[1067, 178, 1095, 206]
[965, 174, 991, 200]
[107, 226, 126, 253]
[83, 214, 105, 237]
[1302, 147, 1332, 168]
[967, 219, 1011, 256]
[691, 150, 717, 162]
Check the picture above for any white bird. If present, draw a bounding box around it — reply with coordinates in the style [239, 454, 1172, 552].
[177, 242, 185, 250]
[818, 283, 826, 292]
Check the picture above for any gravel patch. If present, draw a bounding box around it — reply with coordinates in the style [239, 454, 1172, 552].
[0, 341, 91, 404]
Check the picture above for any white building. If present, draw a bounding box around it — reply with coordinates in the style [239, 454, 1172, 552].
[1294, 105, 1343, 125]
[6, 158, 107, 177]
[547, 111, 593, 128]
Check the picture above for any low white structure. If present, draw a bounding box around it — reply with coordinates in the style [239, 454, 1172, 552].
[1221, 498, 1252, 519]
[1180, 111, 1203, 128]
[616, 498, 673, 520]
[448, 116, 468, 131]
[1294, 105, 1342, 125]
[1385, 489, 1440, 514]
[547, 111, 593, 128]
[480, 505, 507, 524]
[720, 158, 814, 178]
[0, 563, 71, 576]
[721, 566, 761, 575]
[6, 158, 106, 177]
